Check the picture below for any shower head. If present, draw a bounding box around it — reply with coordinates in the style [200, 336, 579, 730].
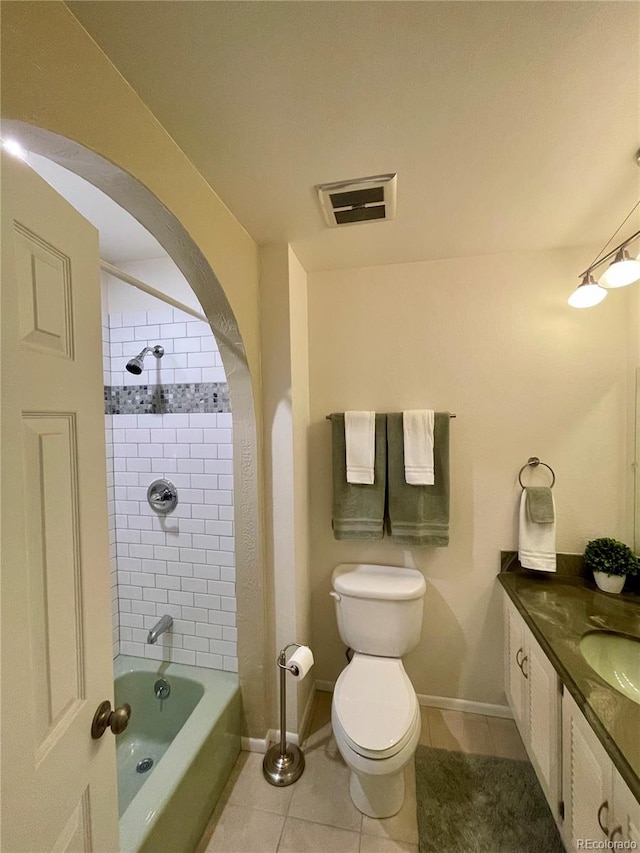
[126, 345, 164, 375]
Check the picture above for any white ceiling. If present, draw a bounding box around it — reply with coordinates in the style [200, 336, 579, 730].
[27, 153, 167, 264]
[67, 1, 640, 272]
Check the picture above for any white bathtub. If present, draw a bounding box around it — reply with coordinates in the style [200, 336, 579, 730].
[114, 655, 241, 853]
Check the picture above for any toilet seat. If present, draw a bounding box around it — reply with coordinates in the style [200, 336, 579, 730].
[333, 654, 419, 759]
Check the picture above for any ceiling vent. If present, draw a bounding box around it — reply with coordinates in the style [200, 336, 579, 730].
[316, 173, 397, 228]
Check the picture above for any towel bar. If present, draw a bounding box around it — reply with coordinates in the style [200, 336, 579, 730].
[325, 412, 456, 420]
[518, 457, 556, 489]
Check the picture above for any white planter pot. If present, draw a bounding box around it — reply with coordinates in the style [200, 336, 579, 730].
[593, 571, 626, 594]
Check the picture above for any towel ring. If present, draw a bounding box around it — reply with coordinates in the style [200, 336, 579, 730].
[518, 457, 555, 489]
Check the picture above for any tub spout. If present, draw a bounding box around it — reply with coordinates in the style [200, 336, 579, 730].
[147, 614, 173, 644]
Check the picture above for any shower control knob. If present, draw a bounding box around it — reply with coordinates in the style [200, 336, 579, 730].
[91, 700, 131, 738]
[147, 479, 178, 514]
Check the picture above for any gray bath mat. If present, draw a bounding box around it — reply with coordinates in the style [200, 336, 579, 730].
[415, 746, 564, 853]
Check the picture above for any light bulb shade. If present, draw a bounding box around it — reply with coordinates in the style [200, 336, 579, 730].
[599, 248, 640, 288]
[568, 273, 607, 308]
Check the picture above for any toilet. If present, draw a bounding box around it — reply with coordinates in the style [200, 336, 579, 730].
[330, 563, 426, 818]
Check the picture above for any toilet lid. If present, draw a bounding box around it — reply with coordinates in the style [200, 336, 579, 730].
[333, 655, 418, 754]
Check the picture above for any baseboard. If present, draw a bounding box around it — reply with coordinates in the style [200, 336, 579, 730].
[311, 679, 511, 719]
[240, 736, 269, 753]
[416, 693, 512, 719]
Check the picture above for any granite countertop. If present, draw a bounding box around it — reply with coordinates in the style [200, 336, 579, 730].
[498, 571, 640, 801]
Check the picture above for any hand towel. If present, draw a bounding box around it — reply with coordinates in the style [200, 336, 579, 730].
[331, 413, 386, 540]
[403, 410, 435, 485]
[525, 486, 555, 523]
[518, 490, 556, 572]
[345, 411, 376, 484]
[387, 412, 449, 546]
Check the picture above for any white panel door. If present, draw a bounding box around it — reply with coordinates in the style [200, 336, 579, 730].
[504, 598, 527, 734]
[612, 767, 640, 848]
[1, 154, 119, 852]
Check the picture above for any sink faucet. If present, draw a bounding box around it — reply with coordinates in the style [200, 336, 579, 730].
[147, 614, 173, 644]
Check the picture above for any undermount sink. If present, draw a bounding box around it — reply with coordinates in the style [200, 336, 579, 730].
[580, 631, 640, 706]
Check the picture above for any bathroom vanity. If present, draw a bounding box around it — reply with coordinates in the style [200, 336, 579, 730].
[499, 571, 640, 851]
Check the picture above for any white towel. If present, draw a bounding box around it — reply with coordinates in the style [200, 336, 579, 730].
[518, 490, 557, 572]
[403, 410, 435, 485]
[345, 411, 376, 484]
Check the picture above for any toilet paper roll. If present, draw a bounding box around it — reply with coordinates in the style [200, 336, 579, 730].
[288, 645, 314, 680]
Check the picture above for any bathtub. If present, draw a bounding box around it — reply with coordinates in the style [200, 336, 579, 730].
[114, 655, 241, 853]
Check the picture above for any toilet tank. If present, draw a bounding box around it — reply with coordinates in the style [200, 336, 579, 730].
[331, 564, 426, 657]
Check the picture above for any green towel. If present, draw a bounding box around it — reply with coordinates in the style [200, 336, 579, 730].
[387, 412, 450, 547]
[331, 413, 386, 540]
[525, 487, 555, 523]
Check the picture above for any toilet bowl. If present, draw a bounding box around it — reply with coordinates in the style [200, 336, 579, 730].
[329, 564, 426, 819]
[331, 654, 421, 817]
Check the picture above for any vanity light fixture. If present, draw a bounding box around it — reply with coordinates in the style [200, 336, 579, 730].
[568, 150, 640, 308]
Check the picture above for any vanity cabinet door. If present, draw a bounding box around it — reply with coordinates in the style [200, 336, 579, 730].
[527, 629, 560, 812]
[504, 598, 527, 733]
[611, 767, 640, 848]
[562, 691, 612, 851]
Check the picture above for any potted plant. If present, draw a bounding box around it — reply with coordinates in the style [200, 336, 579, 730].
[584, 538, 639, 594]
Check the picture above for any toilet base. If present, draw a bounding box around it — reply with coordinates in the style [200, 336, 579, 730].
[349, 767, 405, 818]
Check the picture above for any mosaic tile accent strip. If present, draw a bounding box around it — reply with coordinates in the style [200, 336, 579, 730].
[105, 382, 231, 415]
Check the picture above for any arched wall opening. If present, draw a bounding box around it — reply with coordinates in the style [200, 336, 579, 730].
[3, 120, 269, 736]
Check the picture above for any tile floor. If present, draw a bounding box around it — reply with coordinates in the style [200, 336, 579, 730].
[196, 691, 528, 853]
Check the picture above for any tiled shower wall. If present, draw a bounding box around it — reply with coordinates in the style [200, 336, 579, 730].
[103, 306, 237, 672]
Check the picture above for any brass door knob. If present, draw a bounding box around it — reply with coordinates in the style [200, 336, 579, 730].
[91, 700, 131, 739]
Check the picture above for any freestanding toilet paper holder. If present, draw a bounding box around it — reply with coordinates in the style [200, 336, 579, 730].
[263, 642, 308, 786]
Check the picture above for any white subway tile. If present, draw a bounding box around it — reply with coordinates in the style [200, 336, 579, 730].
[119, 585, 143, 600]
[190, 445, 218, 459]
[181, 578, 208, 594]
[194, 593, 221, 610]
[160, 353, 188, 370]
[141, 559, 167, 575]
[213, 551, 235, 567]
[137, 413, 164, 426]
[179, 548, 207, 565]
[128, 517, 153, 530]
[170, 649, 196, 666]
[204, 490, 232, 506]
[220, 567, 236, 583]
[182, 607, 208, 622]
[192, 534, 219, 550]
[208, 581, 235, 597]
[196, 652, 223, 669]
[147, 308, 175, 325]
[164, 444, 191, 459]
[204, 460, 233, 475]
[205, 520, 233, 537]
[154, 545, 179, 561]
[109, 312, 123, 329]
[118, 557, 142, 572]
[127, 458, 152, 472]
[179, 518, 205, 534]
[219, 506, 234, 521]
[201, 367, 227, 383]
[163, 532, 193, 548]
[173, 619, 196, 636]
[110, 327, 135, 343]
[173, 337, 201, 354]
[187, 352, 212, 368]
[157, 368, 175, 383]
[178, 489, 204, 504]
[161, 603, 183, 619]
[150, 429, 176, 443]
[161, 413, 190, 428]
[191, 474, 218, 490]
[160, 322, 187, 338]
[182, 636, 209, 653]
[192, 505, 219, 520]
[140, 531, 167, 546]
[194, 565, 220, 581]
[120, 641, 146, 656]
[196, 623, 223, 640]
[222, 627, 237, 642]
[177, 428, 203, 444]
[135, 324, 159, 340]
[156, 576, 181, 591]
[174, 368, 202, 384]
[151, 457, 178, 474]
[137, 443, 164, 458]
[200, 336, 217, 352]
[203, 429, 233, 444]
[188, 414, 218, 428]
[185, 321, 210, 338]
[218, 445, 233, 460]
[143, 588, 168, 604]
[221, 597, 236, 612]
[210, 640, 236, 657]
[208, 610, 236, 627]
[167, 561, 193, 577]
[115, 471, 139, 487]
[219, 537, 235, 552]
[129, 544, 154, 559]
[217, 413, 233, 429]
[223, 657, 239, 672]
[126, 487, 147, 502]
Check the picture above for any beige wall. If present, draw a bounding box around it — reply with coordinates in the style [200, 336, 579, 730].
[308, 247, 636, 706]
[1, 2, 270, 735]
[260, 245, 312, 732]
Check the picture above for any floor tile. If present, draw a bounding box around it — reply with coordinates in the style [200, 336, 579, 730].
[360, 835, 419, 853]
[288, 747, 363, 832]
[427, 708, 495, 755]
[361, 763, 418, 844]
[224, 751, 295, 814]
[278, 816, 361, 852]
[487, 716, 528, 760]
[199, 802, 284, 853]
